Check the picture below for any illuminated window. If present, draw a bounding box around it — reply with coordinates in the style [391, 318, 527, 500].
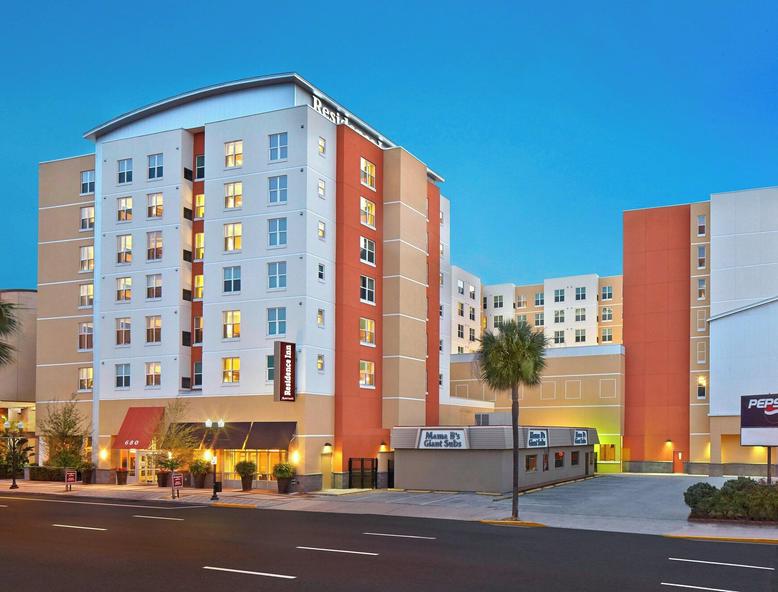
[118, 158, 133, 184]
[223, 266, 241, 293]
[147, 153, 163, 179]
[78, 367, 93, 391]
[697, 278, 706, 300]
[145, 362, 161, 387]
[554, 451, 564, 468]
[317, 220, 326, 239]
[525, 455, 537, 473]
[697, 214, 706, 236]
[78, 283, 93, 308]
[317, 308, 325, 327]
[193, 274, 203, 299]
[457, 302, 464, 317]
[269, 132, 288, 161]
[77, 322, 93, 351]
[268, 218, 287, 246]
[359, 360, 375, 388]
[146, 273, 162, 299]
[145, 315, 162, 343]
[117, 234, 132, 264]
[268, 261, 287, 289]
[268, 175, 287, 204]
[318, 136, 326, 155]
[147, 193, 163, 218]
[697, 375, 707, 399]
[194, 232, 204, 260]
[469, 285, 476, 299]
[195, 155, 205, 180]
[79, 206, 94, 231]
[318, 179, 326, 198]
[360, 317, 375, 345]
[457, 280, 465, 295]
[316, 354, 325, 372]
[146, 231, 163, 260]
[80, 170, 95, 195]
[225, 141, 243, 168]
[224, 182, 242, 209]
[193, 316, 203, 344]
[360, 275, 375, 304]
[267, 307, 286, 336]
[360, 157, 376, 190]
[116, 317, 131, 345]
[116, 277, 132, 301]
[222, 310, 241, 339]
[194, 194, 205, 218]
[115, 364, 130, 389]
[360, 197, 376, 228]
[222, 357, 240, 383]
[224, 223, 242, 252]
[117, 197, 133, 221]
[79, 245, 94, 272]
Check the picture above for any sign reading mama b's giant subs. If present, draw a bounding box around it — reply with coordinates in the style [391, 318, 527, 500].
[741, 394, 778, 446]
[273, 341, 296, 402]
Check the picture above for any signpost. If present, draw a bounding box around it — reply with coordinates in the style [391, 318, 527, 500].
[65, 469, 77, 492]
[417, 429, 468, 449]
[740, 394, 778, 484]
[171, 472, 183, 499]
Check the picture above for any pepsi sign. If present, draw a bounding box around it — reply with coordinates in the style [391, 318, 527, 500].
[741, 394, 778, 446]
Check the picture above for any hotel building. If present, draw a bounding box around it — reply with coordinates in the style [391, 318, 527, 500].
[0, 289, 37, 436]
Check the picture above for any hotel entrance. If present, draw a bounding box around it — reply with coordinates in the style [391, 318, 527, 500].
[113, 407, 165, 485]
[117, 449, 158, 484]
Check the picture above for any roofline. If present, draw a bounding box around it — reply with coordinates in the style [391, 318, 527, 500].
[709, 295, 778, 322]
[711, 184, 778, 196]
[39, 153, 95, 165]
[82, 72, 444, 182]
[0, 288, 37, 294]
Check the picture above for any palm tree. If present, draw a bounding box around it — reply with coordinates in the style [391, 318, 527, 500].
[0, 301, 18, 367]
[479, 319, 547, 520]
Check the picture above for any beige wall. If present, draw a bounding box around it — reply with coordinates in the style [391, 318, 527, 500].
[598, 275, 623, 345]
[0, 290, 37, 404]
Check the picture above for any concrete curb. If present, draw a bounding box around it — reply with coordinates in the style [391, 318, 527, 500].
[664, 534, 778, 545]
[211, 502, 256, 509]
[480, 519, 546, 528]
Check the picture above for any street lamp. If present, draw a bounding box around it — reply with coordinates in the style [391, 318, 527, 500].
[2, 420, 25, 490]
[204, 419, 224, 501]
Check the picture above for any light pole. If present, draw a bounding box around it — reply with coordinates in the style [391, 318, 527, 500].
[204, 419, 224, 501]
[2, 420, 25, 490]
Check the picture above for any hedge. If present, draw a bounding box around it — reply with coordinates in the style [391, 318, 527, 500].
[684, 477, 778, 521]
[28, 466, 75, 482]
[0, 465, 23, 479]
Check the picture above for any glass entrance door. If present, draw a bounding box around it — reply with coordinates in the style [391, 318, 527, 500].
[136, 451, 157, 484]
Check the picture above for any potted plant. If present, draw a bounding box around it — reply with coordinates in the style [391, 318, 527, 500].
[189, 459, 210, 489]
[80, 461, 95, 484]
[235, 461, 257, 491]
[115, 467, 128, 485]
[157, 456, 182, 487]
[273, 462, 296, 494]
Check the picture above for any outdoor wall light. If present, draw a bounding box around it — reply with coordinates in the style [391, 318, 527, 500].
[99, 448, 109, 461]
[291, 450, 301, 464]
[217, 419, 225, 429]
[205, 418, 213, 429]
[322, 443, 332, 454]
[379, 441, 388, 452]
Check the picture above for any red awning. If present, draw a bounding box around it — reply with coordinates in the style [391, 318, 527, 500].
[114, 407, 164, 449]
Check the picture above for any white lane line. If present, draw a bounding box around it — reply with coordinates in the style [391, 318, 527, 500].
[0, 496, 204, 510]
[661, 584, 741, 592]
[203, 566, 296, 579]
[363, 532, 436, 540]
[296, 546, 378, 556]
[669, 557, 774, 571]
[133, 515, 184, 521]
[52, 524, 107, 531]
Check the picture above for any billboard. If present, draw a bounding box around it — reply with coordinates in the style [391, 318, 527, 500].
[273, 341, 296, 402]
[741, 394, 778, 446]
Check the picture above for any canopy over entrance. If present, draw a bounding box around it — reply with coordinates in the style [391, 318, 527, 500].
[114, 407, 164, 449]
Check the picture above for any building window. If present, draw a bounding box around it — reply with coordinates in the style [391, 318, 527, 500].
[534, 312, 544, 327]
[469, 328, 476, 342]
[601, 285, 613, 300]
[318, 179, 326, 199]
[117, 197, 133, 222]
[195, 154, 205, 180]
[268, 175, 287, 204]
[696, 309, 707, 332]
[457, 280, 465, 296]
[440, 273, 444, 287]
[223, 266, 241, 293]
[697, 278, 706, 300]
[517, 294, 527, 308]
[494, 316, 503, 328]
[145, 315, 162, 343]
[79, 283, 94, 308]
[697, 214, 706, 236]
[269, 132, 288, 161]
[697, 375, 707, 399]
[494, 295, 503, 308]
[601, 307, 613, 321]
[575, 329, 586, 343]
[571, 451, 580, 466]
[268, 307, 287, 336]
[359, 360, 375, 387]
[360, 317, 375, 345]
[469, 285, 476, 300]
[696, 342, 707, 364]
[146, 273, 162, 299]
[317, 263, 326, 281]
[117, 234, 132, 264]
[193, 316, 203, 344]
[439, 242, 444, 257]
[554, 330, 564, 344]
[194, 232, 204, 260]
[78, 367, 93, 391]
[457, 302, 464, 317]
[222, 310, 241, 339]
[268, 261, 287, 289]
[457, 346, 464, 354]
[78, 322, 93, 351]
[316, 354, 325, 372]
[266, 355, 275, 382]
[268, 218, 287, 247]
[360, 197, 376, 228]
[543, 454, 549, 471]
[525, 455, 537, 472]
[79, 245, 94, 272]
[116, 317, 131, 345]
[118, 158, 133, 184]
[575, 308, 586, 322]
[554, 310, 565, 323]
[317, 220, 326, 239]
[80, 170, 95, 195]
[517, 314, 527, 324]
[225, 141, 243, 168]
[147, 193, 163, 218]
[555, 451, 565, 468]
[554, 288, 565, 303]
[145, 362, 161, 387]
[601, 328, 613, 343]
[697, 245, 706, 269]
[224, 223, 242, 252]
[360, 237, 376, 265]
[469, 307, 476, 321]
[360, 157, 376, 190]
[360, 275, 376, 304]
[148, 153, 163, 179]
[317, 308, 325, 327]
[115, 364, 130, 389]
[79, 206, 95, 231]
[193, 361, 202, 388]
[194, 194, 205, 219]
[575, 287, 586, 301]
[457, 324, 464, 339]
[116, 277, 132, 301]
[318, 136, 326, 155]
[535, 291, 544, 306]
[194, 274, 203, 299]
[224, 182, 243, 209]
[146, 231, 163, 260]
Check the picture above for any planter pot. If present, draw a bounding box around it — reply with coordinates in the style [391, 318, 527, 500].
[81, 469, 94, 484]
[240, 475, 254, 491]
[276, 477, 293, 494]
[157, 472, 171, 488]
[116, 471, 128, 485]
[193, 473, 206, 489]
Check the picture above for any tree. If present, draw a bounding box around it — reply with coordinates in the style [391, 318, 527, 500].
[38, 399, 89, 468]
[479, 319, 547, 520]
[0, 301, 19, 367]
[151, 400, 200, 466]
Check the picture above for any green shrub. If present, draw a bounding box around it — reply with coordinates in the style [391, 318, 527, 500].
[273, 462, 295, 479]
[29, 466, 66, 481]
[189, 459, 210, 475]
[235, 461, 257, 478]
[684, 482, 718, 515]
[157, 456, 183, 472]
[721, 477, 758, 496]
[685, 478, 778, 521]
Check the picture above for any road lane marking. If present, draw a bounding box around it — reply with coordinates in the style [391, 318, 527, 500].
[0, 496, 204, 510]
[52, 524, 107, 531]
[133, 515, 184, 521]
[296, 546, 378, 556]
[661, 584, 741, 592]
[203, 566, 295, 579]
[363, 532, 436, 540]
[669, 557, 774, 571]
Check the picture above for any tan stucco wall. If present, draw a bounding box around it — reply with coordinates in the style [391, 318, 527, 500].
[0, 290, 37, 403]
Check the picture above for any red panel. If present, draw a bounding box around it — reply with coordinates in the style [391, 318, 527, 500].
[426, 182, 441, 425]
[190, 132, 204, 377]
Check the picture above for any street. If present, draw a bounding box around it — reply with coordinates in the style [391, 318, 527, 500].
[0, 493, 775, 591]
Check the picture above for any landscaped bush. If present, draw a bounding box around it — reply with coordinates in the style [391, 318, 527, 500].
[684, 478, 778, 521]
[29, 466, 67, 481]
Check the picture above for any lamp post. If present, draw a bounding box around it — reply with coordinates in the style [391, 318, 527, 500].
[2, 420, 25, 490]
[204, 419, 224, 501]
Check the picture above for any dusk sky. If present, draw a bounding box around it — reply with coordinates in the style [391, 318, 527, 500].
[2, 0, 777, 288]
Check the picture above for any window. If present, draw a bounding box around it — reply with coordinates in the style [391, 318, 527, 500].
[554, 451, 565, 468]
[145, 315, 162, 343]
[360, 197, 376, 228]
[360, 318, 375, 345]
[494, 295, 503, 308]
[601, 328, 613, 343]
[193, 361, 202, 388]
[439, 242, 444, 257]
[266, 355, 275, 382]
[316, 354, 325, 372]
[601, 307, 613, 321]
[574, 287, 585, 301]
[79, 245, 94, 272]
[194, 194, 205, 219]
[494, 315, 503, 328]
[360, 275, 375, 304]
[80, 170, 95, 195]
[115, 364, 130, 389]
[554, 330, 565, 344]
[517, 314, 527, 324]
[359, 360, 375, 387]
[535, 291, 544, 306]
[457, 302, 464, 317]
[696, 342, 707, 364]
[697, 375, 707, 399]
[469, 285, 476, 300]
[268, 261, 287, 289]
[525, 455, 537, 472]
[146, 231, 163, 260]
[317, 263, 326, 281]
[697, 278, 706, 300]
[317, 308, 325, 327]
[146, 273, 162, 299]
[317, 220, 326, 239]
[223, 266, 241, 293]
[78, 322, 93, 350]
[318, 136, 326, 155]
[116, 277, 132, 301]
[543, 454, 549, 471]
[146, 153, 163, 179]
[267, 175, 288, 204]
[457, 280, 465, 295]
[224, 182, 242, 209]
[601, 285, 613, 301]
[469, 307, 476, 321]
[696, 309, 707, 332]
[195, 154, 205, 180]
[224, 223, 242, 252]
[117, 234, 132, 264]
[118, 158, 133, 184]
[554, 288, 565, 303]
[78, 367, 93, 391]
[79, 283, 94, 307]
[194, 232, 204, 260]
[697, 245, 706, 269]
[318, 179, 326, 199]
[575, 329, 586, 343]
[145, 362, 161, 387]
[571, 451, 580, 466]
[147, 193, 163, 218]
[534, 312, 544, 327]
[116, 317, 131, 345]
[268, 218, 287, 247]
[697, 214, 706, 236]
[269, 132, 288, 161]
[360, 157, 376, 190]
[222, 310, 241, 339]
[194, 274, 203, 299]
[225, 141, 243, 168]
[440, 273, 444, 286]
[575, 308, 586, 322]
[469, 328, 476, 342]
[117, 197, 133, 221]
[193, 316, 203, 344]
[517, 294, 527, 308]
[268, 307, 287, 335]
[554, 310, 565, 323]
[457, 346, 464, 354]
[79, 206, 94, 231]
[457, 324, 464, 339]
[360, 236, 376, 265]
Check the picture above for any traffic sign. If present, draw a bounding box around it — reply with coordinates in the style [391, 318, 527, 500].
[172, 472, 183, 488]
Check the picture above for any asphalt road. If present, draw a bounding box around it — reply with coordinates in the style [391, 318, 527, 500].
[0, 493, 775, 592]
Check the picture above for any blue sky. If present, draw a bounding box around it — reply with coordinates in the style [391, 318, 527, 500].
[2, 0, 777, 288]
